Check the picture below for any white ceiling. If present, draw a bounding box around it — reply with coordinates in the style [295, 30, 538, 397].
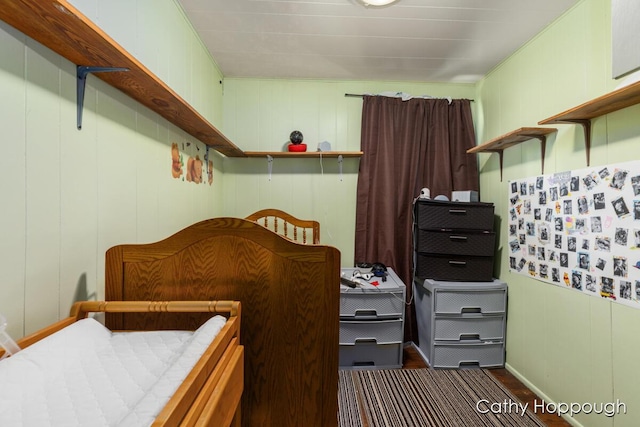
[176, 0, 577, 83]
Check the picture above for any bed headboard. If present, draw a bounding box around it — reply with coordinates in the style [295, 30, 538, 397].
[105, 217, 340, 427]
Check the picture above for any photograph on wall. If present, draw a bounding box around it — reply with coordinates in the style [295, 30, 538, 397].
[507, 159, 640, 309]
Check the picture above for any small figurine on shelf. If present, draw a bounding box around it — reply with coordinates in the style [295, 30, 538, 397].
[287, 130, 307, 152]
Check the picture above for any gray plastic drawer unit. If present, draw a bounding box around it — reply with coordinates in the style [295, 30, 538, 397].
[433, 315, 505, 341]
[433, 342, 505, 369]
[340, 291, 404, 319]
[433, 287, 507, 315]
[339, 267, 406, 370]
[413, 278, 507, 369]
[339, 342, 404, 370]
[339, 319, 404, 345]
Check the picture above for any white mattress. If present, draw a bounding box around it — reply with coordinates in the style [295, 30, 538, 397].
[0, 315, 227, 426]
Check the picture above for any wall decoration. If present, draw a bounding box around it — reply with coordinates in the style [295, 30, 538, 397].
[171, 142, 184, 179]
[508, 160, 640, 309]
[186, 155, 203, 184]
[171, 141, 213, 185]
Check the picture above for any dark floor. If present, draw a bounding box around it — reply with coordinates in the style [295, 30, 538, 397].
[402, 345, 572, 427]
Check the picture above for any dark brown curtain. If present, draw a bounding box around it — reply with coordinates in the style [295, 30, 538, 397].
[354, 95, 479, 343]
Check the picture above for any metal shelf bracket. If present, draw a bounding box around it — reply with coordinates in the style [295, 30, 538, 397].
[77, 65, 129, 129]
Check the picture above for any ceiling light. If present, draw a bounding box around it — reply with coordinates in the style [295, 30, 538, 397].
[359, 0, 400, 7]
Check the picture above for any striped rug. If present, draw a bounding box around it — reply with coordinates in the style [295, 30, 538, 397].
[338, 369, 546, 427]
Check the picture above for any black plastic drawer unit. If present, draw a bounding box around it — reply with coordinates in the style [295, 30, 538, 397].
[414, 229, 495, 256]
[414, 253, 494, 282]
[413, 199, 496, 282]
[414, 200, 494, 230]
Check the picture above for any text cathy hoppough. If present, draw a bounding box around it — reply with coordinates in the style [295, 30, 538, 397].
[476, 399, 627, 418]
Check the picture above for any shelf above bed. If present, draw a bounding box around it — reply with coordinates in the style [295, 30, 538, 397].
[538, 80, 640, 166]
[467, 127, 557, 180]
[0, 0, 245, 158]
[243, 151, 363, 158]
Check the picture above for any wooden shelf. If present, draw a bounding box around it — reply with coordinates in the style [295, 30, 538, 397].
[467, 127, 557, 153]
[538, 80, 640, 166]
[467, 127, 557, 180]
[0, 0, 245, 157]
[243, 151, 363, 158]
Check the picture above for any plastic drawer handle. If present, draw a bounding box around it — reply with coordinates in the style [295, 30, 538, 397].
[448, 260, 467, 266]
[354, 338, 378, 344]
[449, 235, 468, 241]
[460, 307, 482, 314]
[448, 209, 467, 214]
[459, 333, 481, 341]
[458, 361, 480, 368]
[354, 309, 377, 317]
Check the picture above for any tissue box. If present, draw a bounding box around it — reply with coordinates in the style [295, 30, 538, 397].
[451, 191, 479, 202]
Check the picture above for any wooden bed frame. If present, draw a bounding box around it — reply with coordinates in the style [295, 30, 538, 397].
[105, 217, 341, 427]
[245, 208, 321, 244]
[3, 300, 243, 427]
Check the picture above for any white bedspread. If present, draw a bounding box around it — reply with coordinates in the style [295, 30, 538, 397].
[0, 315, 227, 426]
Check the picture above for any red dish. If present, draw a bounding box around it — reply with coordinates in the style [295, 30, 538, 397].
[288, 143, 307, 152]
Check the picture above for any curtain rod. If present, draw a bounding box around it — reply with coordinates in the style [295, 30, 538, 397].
[345, 93, 474, 102]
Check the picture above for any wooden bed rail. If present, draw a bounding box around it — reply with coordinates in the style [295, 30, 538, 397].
[70, 300, 241, 320]
[245, 208, 320, 244]
[7, 300, 241, 355]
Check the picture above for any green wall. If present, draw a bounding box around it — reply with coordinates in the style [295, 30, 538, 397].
[477, 0, 640, 426]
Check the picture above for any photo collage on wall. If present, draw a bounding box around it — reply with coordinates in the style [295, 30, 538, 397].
[508, 160, 640, 308]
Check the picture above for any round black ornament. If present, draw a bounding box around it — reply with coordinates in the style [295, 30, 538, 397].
[289, 130, 304, 145]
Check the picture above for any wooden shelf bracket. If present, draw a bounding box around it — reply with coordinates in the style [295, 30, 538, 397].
[77, 65, 129, 130]
[519, 132, 550, 175]
[554, 119, 592, 167]
[495, 150, 505, 182]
